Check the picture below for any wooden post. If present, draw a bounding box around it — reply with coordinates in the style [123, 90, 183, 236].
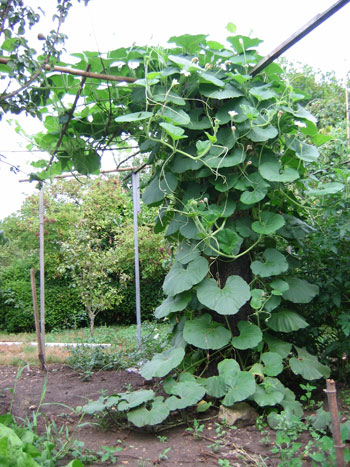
[325, 379, 344, 467]
[345, 87, 350, 150]
[30, 268, 46, 371]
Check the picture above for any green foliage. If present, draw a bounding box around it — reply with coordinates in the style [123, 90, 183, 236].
[6, 27, 336, 425]
[0, 177, 167, 332]
[0, 0, 89, 118]
[0, 414, 83, 467]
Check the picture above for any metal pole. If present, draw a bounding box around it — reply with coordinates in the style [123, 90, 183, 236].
[132, 172, 142, 349]
[39, 188, 46, 359]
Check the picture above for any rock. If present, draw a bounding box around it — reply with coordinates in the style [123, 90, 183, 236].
[218, 402, 258, 427]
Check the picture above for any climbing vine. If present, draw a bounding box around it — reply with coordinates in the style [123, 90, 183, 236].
[18, 26, 337, 426]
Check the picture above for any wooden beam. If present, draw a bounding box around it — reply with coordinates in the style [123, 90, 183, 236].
[250, 0, 350, 76]
[0, 57, 137, 83]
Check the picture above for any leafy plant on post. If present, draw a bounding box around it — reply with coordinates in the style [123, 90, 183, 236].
[27, 27, 331, 426]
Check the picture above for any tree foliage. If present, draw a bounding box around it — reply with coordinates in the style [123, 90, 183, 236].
[0, 177, 167, 332]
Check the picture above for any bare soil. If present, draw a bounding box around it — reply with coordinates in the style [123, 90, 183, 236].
[0, 364, 323, 466]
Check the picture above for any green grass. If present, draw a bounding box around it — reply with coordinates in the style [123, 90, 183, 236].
[0, 321, 170, 347]
[0, 321, 171, 367]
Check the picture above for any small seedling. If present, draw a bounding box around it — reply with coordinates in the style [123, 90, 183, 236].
[300, 383, 318, 410]
[186, 418, 204, 439]
[157, 435, 168, 443]
[158, 447, 171, 461]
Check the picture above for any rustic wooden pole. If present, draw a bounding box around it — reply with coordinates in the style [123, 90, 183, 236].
[345, 87, 350, 150]
[30, 268, 46, 371]
[325, 379, 345, 467]
[0, 57, 137, 83]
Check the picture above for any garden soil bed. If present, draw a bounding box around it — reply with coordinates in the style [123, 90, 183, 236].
[0, 364, 319, 466]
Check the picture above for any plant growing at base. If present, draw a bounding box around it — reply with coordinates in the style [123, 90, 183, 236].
[27, 25, 336, 427]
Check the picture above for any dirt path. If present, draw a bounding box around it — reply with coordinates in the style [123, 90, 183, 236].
[0, 364, 285, 466]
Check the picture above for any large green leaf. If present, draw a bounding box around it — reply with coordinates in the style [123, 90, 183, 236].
[248, 125, 278, 142]
[266, 309, 309, 333]
[200, 83, 243, 99]
[253, 377, 285, 407]
[261, 352, 283, 377]
[289, 347, 330, 380]
[240, 173, 269, 205]
[286, 136, 319, 162]
[249, 84, 277, 101]
[154, 292, 192, 319]
[216, 228, 239, 254]
[270, 279, 289, 296]
[197, 276, 251, 315]
[259, 153, 299, 182]
[118, 390, 155, 411]
[142, 172, 178, 205]
[250, 248, 288, 277]
[204, 148, 245, 168]
[127, 396, 170, 427]
[222, 371, 256, 406]
[282, 277, 319, 304]
[159, 107, 191, 125]
[252, 212, 285, 235]
[231, 321, 262, 350]
[175, 242, 200, 264]
[115, 111, 153, 122]
[168, 34, 208, 52]
[305, 182, 344, 197]
[165, 381, 206, 410]
[264, 334, 292, 359]
[141, 347, 185, 380]
[160, 121, 187, 141]
[163, 257, 208, 296]
[183, 313, 231, 350]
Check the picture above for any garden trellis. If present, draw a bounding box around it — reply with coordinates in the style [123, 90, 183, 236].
[13, 0, 350, 366]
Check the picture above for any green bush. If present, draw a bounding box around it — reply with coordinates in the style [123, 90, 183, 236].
[0, 259, 85, 332]
[97, 278, 165, 326]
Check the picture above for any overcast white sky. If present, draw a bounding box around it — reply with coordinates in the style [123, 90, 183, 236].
[1, 0, 350, 220]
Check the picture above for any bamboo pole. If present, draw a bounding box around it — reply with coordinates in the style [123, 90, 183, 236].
[30, 268, 46, 371]
[324, 379, 345, 467]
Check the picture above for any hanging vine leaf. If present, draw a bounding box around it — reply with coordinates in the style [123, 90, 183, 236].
[261, 352, 283, 377]
[141, 347, 185, 380]
[289, 347, 330, 380]
[163, 257, 208, 296]
[231, 321, 262, 350]
[252, 212, 285, 235]
[197, 276, 251, 315]
[127, 396, 170, 427]
[165, 381, 206, 410]
[251, 248, 288, 277]
[282, 277, 319, 304]
[222, 371, 256, 406]
[266, 309, 309, 333]
[183, 313, 231, 350]
[154, 291, 192, 319]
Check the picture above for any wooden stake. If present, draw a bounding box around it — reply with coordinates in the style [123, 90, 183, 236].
[345, 87, 350, 150]
[30, 268, 47, 371]
[325, 379, 344, 467]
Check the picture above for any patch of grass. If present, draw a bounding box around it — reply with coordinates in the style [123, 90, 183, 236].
[0, 321, 171, 367]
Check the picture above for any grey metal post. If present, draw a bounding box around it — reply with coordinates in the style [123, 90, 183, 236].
[39, 188, 46, 358]
[132, 172, 141, 349]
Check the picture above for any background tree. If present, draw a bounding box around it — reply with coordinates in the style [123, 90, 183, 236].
[0, 176, 168, 332]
